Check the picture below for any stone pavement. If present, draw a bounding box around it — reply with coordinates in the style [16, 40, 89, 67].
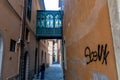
[33, 64, 64, 80]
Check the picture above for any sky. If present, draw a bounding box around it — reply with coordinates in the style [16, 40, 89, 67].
[44, 0, 60, 10]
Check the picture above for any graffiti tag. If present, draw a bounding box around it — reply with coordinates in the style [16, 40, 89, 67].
[84, 44, 109, 65]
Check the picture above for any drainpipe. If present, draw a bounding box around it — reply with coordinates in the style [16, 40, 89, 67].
[6, 0, 27, 79]
[62, 39, 65, 79]
[62, 11, 65, 79]
[19, 0, 27, 80]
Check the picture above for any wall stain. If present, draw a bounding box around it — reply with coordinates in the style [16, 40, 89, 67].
[66, 0, 107, 46]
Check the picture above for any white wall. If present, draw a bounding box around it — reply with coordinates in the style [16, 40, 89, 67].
[107, 0, 120, 79]
[117, 0, 120, 19]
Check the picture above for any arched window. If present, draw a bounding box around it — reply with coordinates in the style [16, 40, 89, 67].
[55, 15, 62, 28]
[40, 15, 45, 28]
[46, 14, 53, 28]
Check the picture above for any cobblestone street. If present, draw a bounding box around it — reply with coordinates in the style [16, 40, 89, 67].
[44, 64, 63, 80]
[34, 64, 64, 80]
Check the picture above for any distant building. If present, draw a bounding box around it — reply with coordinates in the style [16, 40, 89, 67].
[48, 39, 54, 65]
[53, 42, 58, 63]
[48, 39, 62, 65]
[57, 40, 62, 65]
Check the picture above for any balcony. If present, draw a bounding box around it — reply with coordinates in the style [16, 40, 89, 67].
[36, 10, 63, 39]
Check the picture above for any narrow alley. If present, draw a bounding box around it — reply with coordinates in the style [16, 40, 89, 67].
[34, 64, 63, 80]
[0, 0, 120, 80]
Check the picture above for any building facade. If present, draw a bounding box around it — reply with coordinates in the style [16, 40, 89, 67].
[48, 39, 62, 65]
[57, 40, 62, 65]
[0, 0, 45, 80]
[48, 39, 54, 65]
[63, 0, 118, 80]
[39, 40, 49, 67]
[53, 41, 58, 63]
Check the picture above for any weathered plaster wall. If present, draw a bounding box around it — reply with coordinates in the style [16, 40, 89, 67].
[63, 0, 118, 80]
[0, 0, 42, 79]
[0, 0, 21, 79]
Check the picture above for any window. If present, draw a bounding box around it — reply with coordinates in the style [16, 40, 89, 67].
[40, 16, 45, 28]
[34, 48, 38, 74]
[46, 14, 53, 28]
[27, 0, 32, 21]
[55, 15, 62, 28]
[10, 39, 16, 52]
[25, 28, 30, 43]
[26, 28, 30, 43]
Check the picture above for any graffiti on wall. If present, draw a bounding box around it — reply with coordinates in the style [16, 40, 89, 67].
[68, 56, 109, 80]
[92, 72, 108, 80]
[84, 44, 109, 65]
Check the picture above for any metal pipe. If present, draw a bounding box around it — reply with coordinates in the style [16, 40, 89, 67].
[6, 0, 27, 79]
[19, 0, 27, 79]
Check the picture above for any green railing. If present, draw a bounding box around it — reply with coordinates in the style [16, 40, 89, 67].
[36, 10, 63, 39]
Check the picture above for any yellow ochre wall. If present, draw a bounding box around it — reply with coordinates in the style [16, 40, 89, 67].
[63, 0, 118, 80]
[0, 0, 22, 79]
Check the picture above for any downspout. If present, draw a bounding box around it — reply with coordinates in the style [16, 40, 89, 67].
[37, 40, 40, 73]
[61, 11, 65, 79]
[62, 39, 65, 79]
[19, 0, 27, 80]
[6, 0, 27, 79]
